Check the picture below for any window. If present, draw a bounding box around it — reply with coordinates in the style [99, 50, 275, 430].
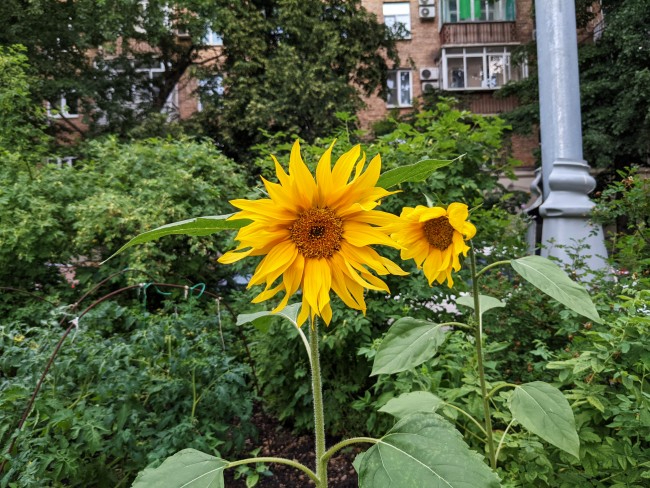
[442, 0, 515, 23]
[386, 70, 412, 107]
[197, 75, 224, 111]
[383, 2, 411, 39]
[131, 61, 166, 104]
[442, 46, 526, 90]
[47, 93, 79, 118]
[203, 27, 223, 46]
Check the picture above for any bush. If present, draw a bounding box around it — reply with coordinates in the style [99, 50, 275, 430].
[0, 302, 255, 487]
[0, 136, 249, 319]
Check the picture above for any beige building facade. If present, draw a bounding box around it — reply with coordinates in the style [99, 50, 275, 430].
[359, 0, 538, 165]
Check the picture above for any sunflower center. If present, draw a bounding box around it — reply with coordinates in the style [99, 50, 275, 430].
[290, 207, 344, 259]
[423, 217, 454, 250]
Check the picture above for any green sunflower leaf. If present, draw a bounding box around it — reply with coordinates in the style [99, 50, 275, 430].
[510, 255, 601, 323]
[508, 381, 580, 459]
[379, 391, 445, 419]
[132, 448, 228, 488]
[456, 294, 506, 316]
[371, 318, 449, 376]
[377, 158, 456, 189]
[236, 303, 302, 330]
[102, 214, 251, 263]
[358, 412, 500, 488]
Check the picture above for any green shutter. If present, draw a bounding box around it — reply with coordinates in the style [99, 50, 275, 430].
[506, 0, 515, 20]
[459, 0, 471, 20]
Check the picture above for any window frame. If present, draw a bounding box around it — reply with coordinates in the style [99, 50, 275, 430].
[197, 75, 225, 111]
[383, 2, 412, 40]
[442, 0, 516, 23]
[386, 69, 413, 108]
[441, 46, 527, 91]
[47, 93, 79, 119]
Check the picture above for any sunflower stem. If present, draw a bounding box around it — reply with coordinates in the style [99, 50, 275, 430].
[309, 318, 327, 487]
[469, 245, 497, 470]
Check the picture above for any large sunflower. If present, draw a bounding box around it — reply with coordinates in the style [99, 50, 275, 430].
[218, 141, 407, 326]
[391, 203, 476, 287]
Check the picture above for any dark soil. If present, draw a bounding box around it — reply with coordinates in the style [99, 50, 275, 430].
[225, 410, 361, 487]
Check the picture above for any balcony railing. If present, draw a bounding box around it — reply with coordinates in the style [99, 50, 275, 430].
[440, 22, 518, 45]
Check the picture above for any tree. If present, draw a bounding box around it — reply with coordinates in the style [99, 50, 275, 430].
[0, 0, 397, 159]
[499, 0, 650, 169]
[579, 0, 650, 168]
[0, 44, 51, 168]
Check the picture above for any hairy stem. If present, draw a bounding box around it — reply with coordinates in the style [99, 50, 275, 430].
[494, 418, 516, 464]
[442, 402, 487, 437]
[309, 319, 327, 487]
[470, 245, 497, 470]
[322, 437, 378, 465]
[474, 259, 512, 279]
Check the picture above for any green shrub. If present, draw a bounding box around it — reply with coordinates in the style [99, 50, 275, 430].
[0, 136, 249, 319]
[0, 302, 255, 487]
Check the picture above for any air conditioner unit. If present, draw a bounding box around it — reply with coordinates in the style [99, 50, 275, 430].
[420, 67, 439, 81]
[422, 81, 440, 92]
[419, 6, 436, 19]
[419, 0, 435, 5]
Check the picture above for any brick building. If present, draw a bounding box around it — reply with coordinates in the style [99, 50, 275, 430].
[359, 0, 538, 166]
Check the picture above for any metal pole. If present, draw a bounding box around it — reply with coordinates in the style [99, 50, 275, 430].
[535, 0, 608, 274]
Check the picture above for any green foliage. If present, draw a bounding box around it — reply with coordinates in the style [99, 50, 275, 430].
[132, 449, 228, 488]
[371, 318, 450, 376]
[0, 137, 248, 318]
[508, 382, 580, 459]
[210, 0, 398, 160]
[0, 44, 51, 170]
[249, 310, 379, 436]
[592, 168, 650, 274]
[510, 256, 601, 323]
[580, 0, 650, 168]
[0, 303, 255, 487]
[542, 290, 650, 486]
[358, 413, 501, 488]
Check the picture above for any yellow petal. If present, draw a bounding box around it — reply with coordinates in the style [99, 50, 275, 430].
[447, 202, 469, 230]
[316, 141, 335, 204]
[418, 207, 447, 222]
[332, 145, 361, 186]
[248, 241, 297, 287]
[289, 140, 316, 206]
[344, 221, 400, 249]
[218, 246, 254, 264]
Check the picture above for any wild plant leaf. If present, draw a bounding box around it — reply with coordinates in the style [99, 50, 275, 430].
[508, 381, 580, 458]
[456, 294, 505, 316]
[371, 318, 449, 376]
[510, 255, 601, 323]
[102, 214, 251, 262]
[236, 303, 302, 331]
[379, 391, 445, 419]
[377, 158, 456, 189]
[358, 412, 500, 488]
[132, 449, 228, 488]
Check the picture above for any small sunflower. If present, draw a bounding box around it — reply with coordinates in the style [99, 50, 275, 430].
[391, 203, 476, 287]
[218, 141, 407, 326]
